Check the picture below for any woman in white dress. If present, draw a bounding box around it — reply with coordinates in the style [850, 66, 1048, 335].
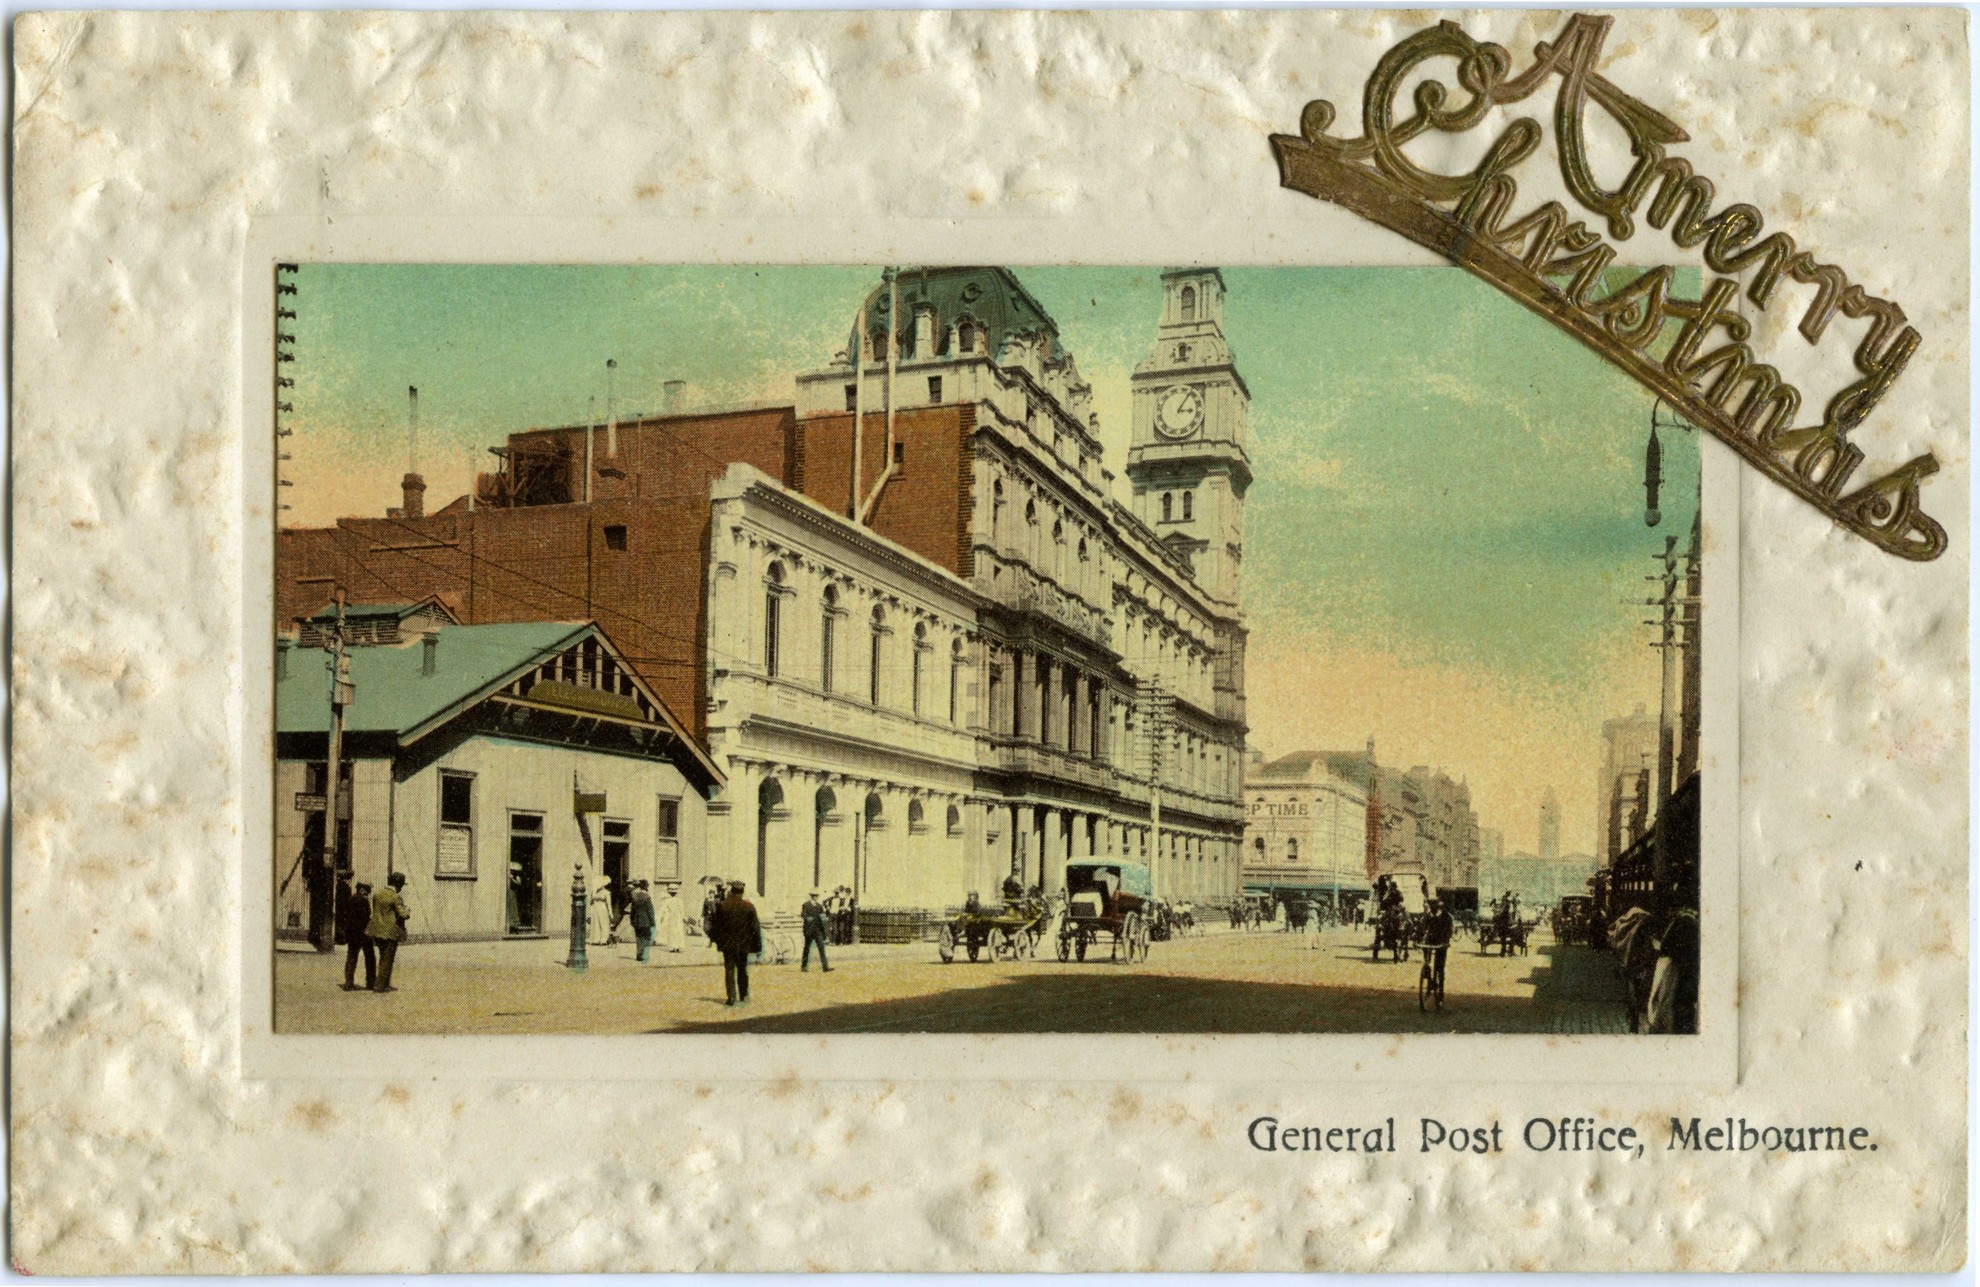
[587, 884, 614, 945]
[654, 885, 687, 953]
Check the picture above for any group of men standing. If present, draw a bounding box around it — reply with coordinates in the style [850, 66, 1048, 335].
[335, 872, 409, 993]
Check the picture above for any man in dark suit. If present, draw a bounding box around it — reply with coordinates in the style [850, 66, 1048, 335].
[709, 880, 762, 1006]
[338, 877, 375, 991]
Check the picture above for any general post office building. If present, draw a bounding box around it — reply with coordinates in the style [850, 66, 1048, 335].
[276, 266, 1252, 932]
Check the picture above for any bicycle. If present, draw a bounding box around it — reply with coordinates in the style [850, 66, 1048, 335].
[1417, 941, 1448, 1011]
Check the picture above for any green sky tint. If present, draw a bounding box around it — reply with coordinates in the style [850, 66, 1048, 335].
[288, 264, 1700, 854]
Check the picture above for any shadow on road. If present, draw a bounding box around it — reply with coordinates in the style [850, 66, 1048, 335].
[659, 969, 1565, 1035]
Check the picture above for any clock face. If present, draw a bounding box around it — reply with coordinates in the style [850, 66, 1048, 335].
[1157, 385, 1203, 438]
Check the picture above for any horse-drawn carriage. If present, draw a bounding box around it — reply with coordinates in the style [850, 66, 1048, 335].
[1437, 886, 1480, 934]
[1478, 895, 1530, 956]
[1552, 895, 1594, 947]
[1148, 897, 1200, 942]
[1057, 860, 1154, 964]
[1369, 876, 1426, 962]
[936, 893, 1049, 963]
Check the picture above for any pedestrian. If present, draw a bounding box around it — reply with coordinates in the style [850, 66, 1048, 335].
[339, 877, 376, 991]
[368, 872, 410, 993]
[655, 883, 686, 953]
[801, 889, 833, 973]
[588, 880, 615, 946]
[627, 879, 656, 962]
[709, 879, 762, 1006]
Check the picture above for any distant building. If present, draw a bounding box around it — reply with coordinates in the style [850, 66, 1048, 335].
[1238, 750, 1372, 903]
[1597, 704, 1658, 861]
[1241, 741, 1480, 898]
[1479, 826, 1505, 862]
[1537, 787, 1561, 863]
[275, 613, 721, 942]
[1479, 852, 1595, 909]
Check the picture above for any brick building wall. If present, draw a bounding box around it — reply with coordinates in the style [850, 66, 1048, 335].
[274, 406, 798, 742]
[795, 403, 973, 577]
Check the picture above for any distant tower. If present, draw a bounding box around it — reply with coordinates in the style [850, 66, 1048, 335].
[1127, 268, 1251, 605]
[1538, 788, 1561, 863]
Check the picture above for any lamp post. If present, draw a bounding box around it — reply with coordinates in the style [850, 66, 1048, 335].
[566, 863, 588, 973]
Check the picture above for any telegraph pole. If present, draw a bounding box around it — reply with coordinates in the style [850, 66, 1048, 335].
[314, 590, 353, 953]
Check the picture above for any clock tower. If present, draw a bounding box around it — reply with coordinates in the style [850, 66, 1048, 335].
[1127, 267, 1252, 606]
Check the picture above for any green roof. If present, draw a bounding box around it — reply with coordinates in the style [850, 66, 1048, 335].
[848, 266, 1067, 364]
[277, 622, 588, 739]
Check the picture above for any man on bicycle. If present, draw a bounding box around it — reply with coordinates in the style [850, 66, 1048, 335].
[1419, 896, 1454, 995]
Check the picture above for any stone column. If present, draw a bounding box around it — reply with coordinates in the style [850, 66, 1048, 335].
[1042, 809, 1067, 896]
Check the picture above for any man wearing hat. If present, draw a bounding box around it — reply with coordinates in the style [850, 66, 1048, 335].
[709, 880, 762, 1006]
[800, 888, 833, 973]
[626, 879, 656, 963]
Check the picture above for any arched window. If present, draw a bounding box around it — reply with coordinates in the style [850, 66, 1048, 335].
[991, 479, 1005, 546]
[911, 621, 929, 716]
[1180, 285, 1196, 320]
[869, 327, 887, 361]
[869, 605, 886, 706]
[957, 318, 977, 355]
[1253, 836, 1265, 857]
[1078, 537, 1089, 563]
[1287, 838, 1299, 862]
[820, 584, 838, 694]
[1160, 493, 1173, 523]
[1182, 491, 1194, 522]
[908, 798, 926, 833]
[763, 562, 785, 678]
[949, 637, 964, 725]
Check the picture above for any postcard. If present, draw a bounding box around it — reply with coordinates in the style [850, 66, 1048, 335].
[11, 7, 1967, 1273]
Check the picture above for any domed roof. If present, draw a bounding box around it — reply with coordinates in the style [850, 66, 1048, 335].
[845, 266, 1067, 364]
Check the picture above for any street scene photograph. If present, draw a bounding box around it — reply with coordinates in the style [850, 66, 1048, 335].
[271, 263, 1703, 1035]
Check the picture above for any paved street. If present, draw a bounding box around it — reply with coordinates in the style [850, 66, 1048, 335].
[277, 922, 1630, 1035]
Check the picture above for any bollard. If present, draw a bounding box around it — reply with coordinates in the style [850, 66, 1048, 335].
[566, 862, 588, 973]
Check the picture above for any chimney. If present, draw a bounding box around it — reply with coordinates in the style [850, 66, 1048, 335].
[663, 380, 687, 414]
[422, 633, 438, 676]
[401, 472, 427, 519]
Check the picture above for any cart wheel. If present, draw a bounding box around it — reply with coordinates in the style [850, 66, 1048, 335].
[1418, 969, 1429, 1011]
[937, 924, 957, 963]
[1134, 917, 1152, 962]
[1076, 933, 1087, 962]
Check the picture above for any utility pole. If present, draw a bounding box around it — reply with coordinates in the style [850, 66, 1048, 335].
[1649, 536, 1681, 891]
[314, 590, 353, 953]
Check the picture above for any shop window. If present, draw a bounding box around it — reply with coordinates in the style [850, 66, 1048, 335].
[437, 769, 475, 878]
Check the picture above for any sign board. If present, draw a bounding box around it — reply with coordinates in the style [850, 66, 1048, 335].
[436, 824, 473, 877]
[294, 791, 352, 819]
[573, 790, 607, 815]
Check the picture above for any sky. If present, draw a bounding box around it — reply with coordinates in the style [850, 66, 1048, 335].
[285, 264, 1701, 858]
